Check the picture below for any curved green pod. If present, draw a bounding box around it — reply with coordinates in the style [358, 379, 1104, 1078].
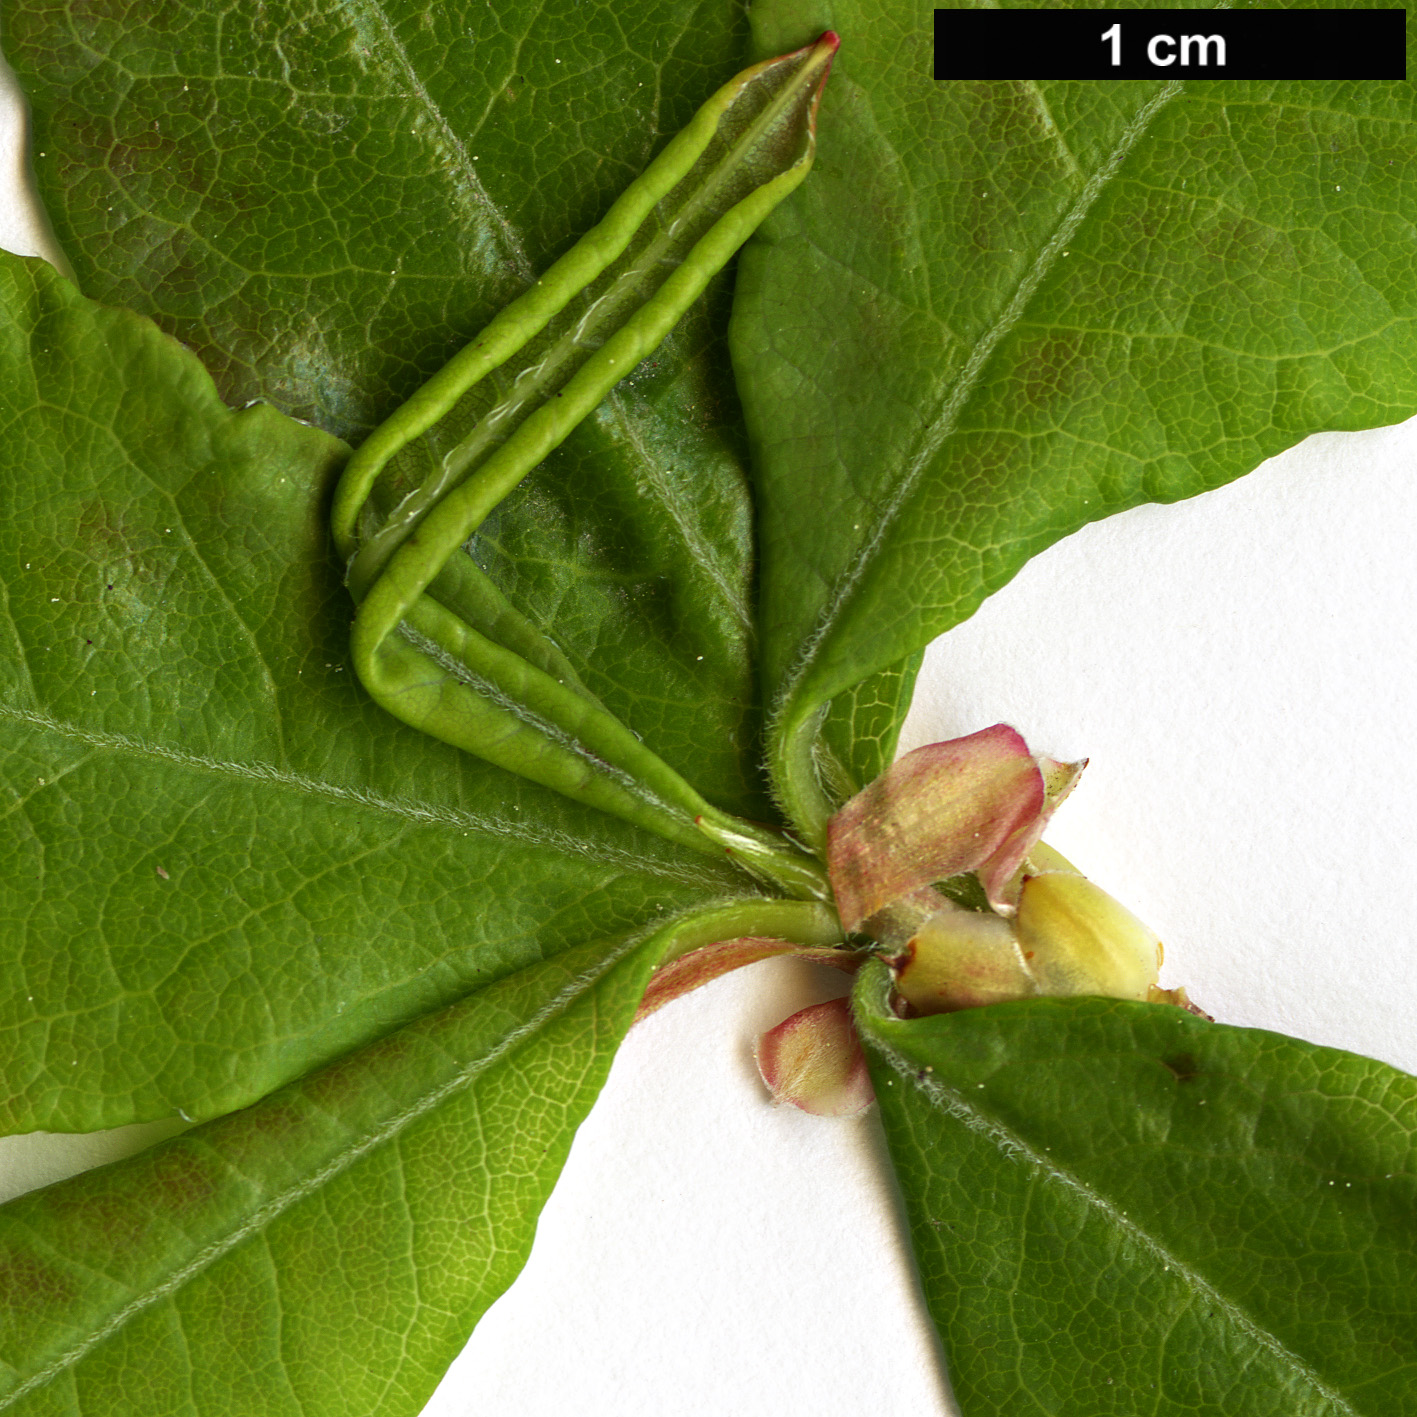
[331, 33, 837, 574]
[331, 34, 839, 896]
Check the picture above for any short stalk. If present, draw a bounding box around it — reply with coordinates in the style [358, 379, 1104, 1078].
[694, 809, 835, 902]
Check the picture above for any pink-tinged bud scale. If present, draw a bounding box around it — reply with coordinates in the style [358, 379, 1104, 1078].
[826, 724, 1047, 929]
[821, 724, 1191, 1020]
[755, 998, 875, 1117]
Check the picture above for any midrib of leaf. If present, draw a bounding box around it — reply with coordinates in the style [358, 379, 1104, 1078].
[339, 0, 536, 282]
[334, 0, 755, 640]
[399, 619, 731, 840]
[603, 395, 754, 642]
[771, 78, 1185, 729]
[867, 1032, 1363, 1417]
[0, 702, 732, 889]
[0, 928, 651, 1411]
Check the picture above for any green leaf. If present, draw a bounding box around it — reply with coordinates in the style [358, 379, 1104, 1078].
[0, 897, 836, 1414]
[0, 925, 658, 1414]
[0, 249, 745, 1135]
[12, 5, 1416, 1414]
[816, 649, 922, 803]
[8, 0, 741, 438]
[856, 962, 1417, 1416]
[7, 0, 777, 825]
[332, 36, 838, 873]
[733, 0, 1417, 840]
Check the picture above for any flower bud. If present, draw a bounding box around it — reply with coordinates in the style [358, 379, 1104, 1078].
[892, 901, 1038, 1014]
[1014, 871, 1162, 1001]
[754, 997, 874, 1116]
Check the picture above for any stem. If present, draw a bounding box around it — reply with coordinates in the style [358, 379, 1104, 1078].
[646, 898, 846, 971]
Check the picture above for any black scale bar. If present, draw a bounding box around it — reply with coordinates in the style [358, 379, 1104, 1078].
[934, 8, 1407, 80]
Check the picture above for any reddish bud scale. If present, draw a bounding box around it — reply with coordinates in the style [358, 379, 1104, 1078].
[755, 998, 874, 1117]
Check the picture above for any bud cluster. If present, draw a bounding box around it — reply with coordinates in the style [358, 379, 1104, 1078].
[646, 725, 1194, 1119]
[826, 725, 1176, 1016]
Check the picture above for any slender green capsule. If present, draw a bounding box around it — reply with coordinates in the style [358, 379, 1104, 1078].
[331, 35, 839, 897]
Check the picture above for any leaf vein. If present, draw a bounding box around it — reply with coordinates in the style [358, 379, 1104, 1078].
[0, 930, 651, 1410]
[0, 702, 726, 887]
[772, 79, 1185, 722]
[872, 1036, 1363, 1417]
[343, 0, 534, 283]
[602, 393, 754, 639]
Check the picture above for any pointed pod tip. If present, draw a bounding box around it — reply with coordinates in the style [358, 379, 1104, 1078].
[806, 31, 841, 105]
[813, 32, 841, 88]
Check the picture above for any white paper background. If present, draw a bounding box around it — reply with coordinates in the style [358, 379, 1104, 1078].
[2, 53, 1414, 1415]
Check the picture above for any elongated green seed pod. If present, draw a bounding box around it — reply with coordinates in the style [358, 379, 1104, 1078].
[332, 35, 839, 896]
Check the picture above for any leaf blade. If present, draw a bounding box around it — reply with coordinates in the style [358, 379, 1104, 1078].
[0, 896, 820, 1414]
[0, 929, 656, 1414]
[0, 250, 742, 1135]
[334, 36, 838, 862]
[8, 0, 777, 823]
[734, 3, 1417, 836]
[855, 963, 1417, 1416]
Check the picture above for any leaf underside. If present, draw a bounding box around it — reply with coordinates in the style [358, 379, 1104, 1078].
[0, 930, 662, 1415]
[2, 5, 810, 1409]
[0, 251, 749, 1135]
[8, 0, 774, 826]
